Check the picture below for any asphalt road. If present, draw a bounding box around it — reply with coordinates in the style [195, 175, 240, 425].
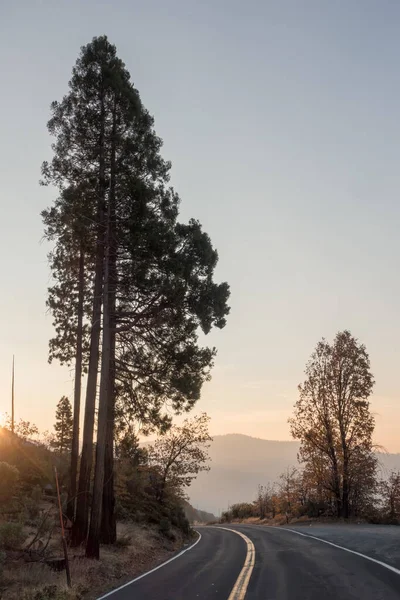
[231, 524, 400, 599]
[98, 524, 400, 599]
[284, 522, 400, 568]
[99, 526, 247, 600]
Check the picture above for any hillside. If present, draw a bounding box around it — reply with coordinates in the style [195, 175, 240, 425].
[182, 500, 215, 523]
[0, 427, 60, 490]
[188, 434, 400, 514]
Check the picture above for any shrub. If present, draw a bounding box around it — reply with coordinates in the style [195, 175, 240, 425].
[169, 505, 190, 535]
[230, 502, 254, 520]
[0, 462, 19, 505]
[0, 521, 25, 550]
[220, 511, 231, 523]
[24, 498, 40, 522]
[114, 534, 131, 548]
[114, 501, 133, 522]
[31, 485, 43, 504]
[159, 517, 171, 535]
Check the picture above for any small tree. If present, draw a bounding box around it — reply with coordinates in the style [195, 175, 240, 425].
[289, 330, 375, 518]
[4, 416, 39, 441]
[255, 484, 267, 519]
[148, 413, 212, 502]
[278, 467, 300, 522]
[254, 483, 276, 519]
[51, 396, 73, 455]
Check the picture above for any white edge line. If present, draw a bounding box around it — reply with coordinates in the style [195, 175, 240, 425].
[280, 527, 400, 576]
[97, 531, 202, 599]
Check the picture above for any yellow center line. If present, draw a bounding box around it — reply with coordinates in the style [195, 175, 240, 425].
[216, 527, 255, 600]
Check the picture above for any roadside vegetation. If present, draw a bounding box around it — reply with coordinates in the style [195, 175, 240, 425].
[221, 331, 400, 527]
[0, 412, 212, 599]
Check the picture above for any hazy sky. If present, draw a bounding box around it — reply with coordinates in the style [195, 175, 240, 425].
[1, 0, 400, 450]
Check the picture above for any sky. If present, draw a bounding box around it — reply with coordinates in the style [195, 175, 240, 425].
[1, 0, 400, 450]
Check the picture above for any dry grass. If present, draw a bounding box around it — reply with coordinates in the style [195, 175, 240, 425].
[222, 514, 302, 526]
[240, 517, 264, 524]
[288, 515, 313, 525]
[226, 514, 347, 527]
[1, 522, 185, 600]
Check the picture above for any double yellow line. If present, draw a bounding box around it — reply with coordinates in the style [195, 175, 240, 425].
[218, 527, 255, 600]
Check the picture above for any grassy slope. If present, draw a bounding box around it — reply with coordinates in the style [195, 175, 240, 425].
[0, 429, 192, 600]
[2, 521, 189, 600]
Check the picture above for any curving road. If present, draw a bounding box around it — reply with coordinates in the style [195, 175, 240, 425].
[98, 526, 247, 600]
[98, 524, 400, 599]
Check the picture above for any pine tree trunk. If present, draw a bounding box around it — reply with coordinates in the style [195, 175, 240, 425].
[86, 80, 111, 556]
[101, 98, 117, 545]
[67, 245, 85, 521]
[72, 85, 107, 548]
[101, 394, 115, 543]
[86, 200, 112, 559]
[100, 312, 116, 542]
[72, 221, 105, 545]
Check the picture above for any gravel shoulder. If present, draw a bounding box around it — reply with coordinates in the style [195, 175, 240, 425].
[283, 523, 400, 569]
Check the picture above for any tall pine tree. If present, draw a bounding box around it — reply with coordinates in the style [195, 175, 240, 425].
[42, 36, 230, 559]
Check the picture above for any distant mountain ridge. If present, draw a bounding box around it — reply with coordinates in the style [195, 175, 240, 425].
[188, 433, 400, 515]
